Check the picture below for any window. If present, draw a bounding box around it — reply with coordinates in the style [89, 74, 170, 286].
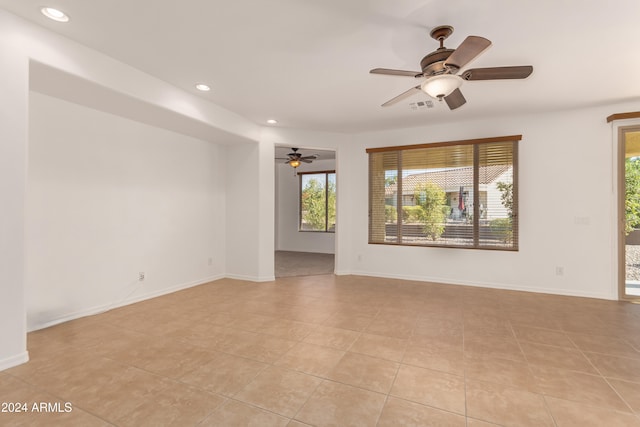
[299, 171, 336, 232]
[368, 135, 519, 250]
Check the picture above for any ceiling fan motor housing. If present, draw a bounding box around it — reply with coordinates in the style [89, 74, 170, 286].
[420, 48, 458, 77]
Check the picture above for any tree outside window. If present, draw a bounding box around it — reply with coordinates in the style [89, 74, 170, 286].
[300, 172, 336, 232]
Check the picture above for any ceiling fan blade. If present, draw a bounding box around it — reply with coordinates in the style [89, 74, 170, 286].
[444, 36, 491, 69]
[300, 159, 313, 163]
[444, 88, 466, 110]
[300, 156, 318, 161]
[370, 68, 423, 78]
[461, 66, 533, 81]
[381, 85, 421, 107]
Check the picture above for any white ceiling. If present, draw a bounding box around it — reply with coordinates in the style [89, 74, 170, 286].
[3, 0, 640, 133]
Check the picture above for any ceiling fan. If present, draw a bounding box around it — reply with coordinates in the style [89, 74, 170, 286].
[370, 25, 533, 110]
[276, 148, 318, 169]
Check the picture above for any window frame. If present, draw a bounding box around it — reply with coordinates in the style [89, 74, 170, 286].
[367, 135, 520, 251]
[298, 170, 336, 233]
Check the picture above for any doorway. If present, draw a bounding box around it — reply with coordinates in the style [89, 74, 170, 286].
[619, 125, 640, 299]
[274, 146, 337, 277]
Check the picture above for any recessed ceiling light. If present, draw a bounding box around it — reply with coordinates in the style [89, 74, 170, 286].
[267, 119, 278, 124]
[40, 7, 69, 22]
[195, 83, 211, 92]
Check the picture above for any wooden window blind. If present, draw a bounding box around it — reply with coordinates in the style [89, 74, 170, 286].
[367, 135, 519, 250]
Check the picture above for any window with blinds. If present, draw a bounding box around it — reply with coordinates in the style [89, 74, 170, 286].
[368, 135, 519, 250]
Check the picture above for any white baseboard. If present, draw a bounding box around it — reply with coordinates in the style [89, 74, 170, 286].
[348, 270, 615, 300]
[225, 274, 275, 282]
[0, 351, 29, 371]
[27, 274, 226, 332]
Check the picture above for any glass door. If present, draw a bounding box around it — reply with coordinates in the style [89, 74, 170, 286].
[620, 126, 640, 299]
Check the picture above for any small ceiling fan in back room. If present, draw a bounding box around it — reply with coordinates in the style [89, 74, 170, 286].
[370, 25, 533, 110]
[276, 148, 318, 169]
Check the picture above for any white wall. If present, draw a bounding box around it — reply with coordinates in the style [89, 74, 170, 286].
[0, 29, 29, 370]
[26, 92, 227, 330]
[276, 159, 336, 254]
[339, 105, 640, 300]
[0, 8, 260, 371]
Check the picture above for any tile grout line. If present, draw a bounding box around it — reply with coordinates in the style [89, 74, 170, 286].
[570, 332, 639, 416]
[508, 318, 560, 427]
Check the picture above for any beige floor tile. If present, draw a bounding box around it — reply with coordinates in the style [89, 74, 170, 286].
[234, 366, 322, 418]
[302, 325, 360, 350]
[275, 342, 345, 377]
[545, 396, 640, 427]
[586, 352, 640, 383]
[179, 351, 267, 396]
[171, 323, 240, 350]
[69, 366, 173, 422]
[520, 342, 597, 374]
[230, 313, 279, 332]
[364, 316, 414, 339]
[465, 418, 502, 426]
[403, 343, 464, 375]
[413, 317, 463, 336]
[530, 365, 632, 413]
[116, 381, 225, 427]
[390, 364, 465, 415]
[569, 332, 640, 359]
[465, 380, 555, 426]
[260, 318, 316, 341]
[377, 396, 466, 427]
[464, 312, 511, 329]
[464, 336, 525, 362]
[327, 352, 399, 393]
[7, 351, 124, 393]
[512, 325, 575, 348]
[200, 399, 289, 427]
[464, 353, 538, 392]
[322, 313, 374, 332]
[295, 380, 386, 427]
[278, 306, 334, 324]
[199, 310, 237, 326]
[226, 334, 297, 363]
[25, 321, 105, 357]
[507, 310, 562, 330]
[36, 356, 131, 400]
[609, 379, 640, 413]
[105, 336, 216, 378]
[349, 333, 407, 362]
[203, 328, 263, 353]
[410, 332, 463, 350]
[83, 327, 155, 357]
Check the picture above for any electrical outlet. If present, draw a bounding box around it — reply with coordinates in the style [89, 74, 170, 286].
[208, 257, 213, 266]
[138, 272, 145, 281]
[555, 266, 564, 276]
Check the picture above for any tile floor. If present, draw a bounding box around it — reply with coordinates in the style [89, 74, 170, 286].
[2, 274, 640, 426]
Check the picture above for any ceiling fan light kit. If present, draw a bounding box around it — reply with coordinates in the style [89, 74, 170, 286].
[370, 25, 533, 110]
[421, 74, 463, 99]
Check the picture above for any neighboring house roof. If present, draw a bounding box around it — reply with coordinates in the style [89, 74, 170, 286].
[385, 165, 511, 196]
